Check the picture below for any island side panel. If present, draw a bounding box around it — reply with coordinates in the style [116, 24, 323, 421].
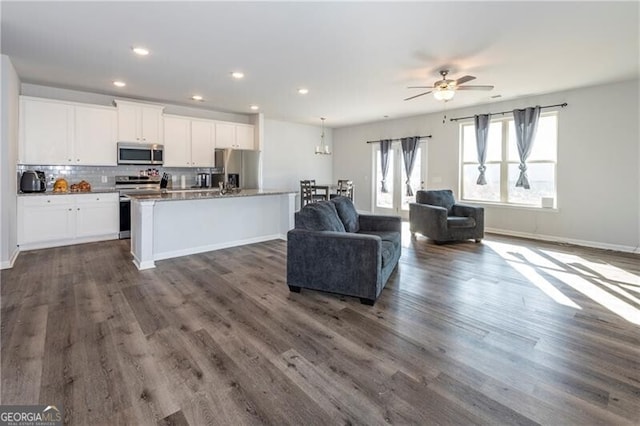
[152, 193, 291, 261]
[131, 199, 156, 270]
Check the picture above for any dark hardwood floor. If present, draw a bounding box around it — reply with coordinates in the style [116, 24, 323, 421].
[2, 226, 639, 425]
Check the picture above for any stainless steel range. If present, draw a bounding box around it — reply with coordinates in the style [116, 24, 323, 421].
[116, 175, 161, 239]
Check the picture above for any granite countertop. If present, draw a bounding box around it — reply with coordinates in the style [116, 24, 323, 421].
[126, 188, 296, 202]
[18, 188, 118, 196]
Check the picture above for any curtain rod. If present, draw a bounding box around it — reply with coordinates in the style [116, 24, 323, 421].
[449, 103, 568, 122]
[366, 135, 432, 144]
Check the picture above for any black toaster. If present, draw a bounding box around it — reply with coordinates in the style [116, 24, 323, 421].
[20, 170, 46, 193]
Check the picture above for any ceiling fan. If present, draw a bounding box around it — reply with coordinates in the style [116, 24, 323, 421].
[404, 70, 494, 102]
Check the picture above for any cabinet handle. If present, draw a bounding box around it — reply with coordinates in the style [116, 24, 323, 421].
[68, 208, 72, 211]
[68, 158, 72, 162]
[77, 208, 80, 211]
[76, 159, 80, 162]
[47, 200, 51, 203]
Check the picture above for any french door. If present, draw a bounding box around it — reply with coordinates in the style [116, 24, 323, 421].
[372, 143, 425, 219]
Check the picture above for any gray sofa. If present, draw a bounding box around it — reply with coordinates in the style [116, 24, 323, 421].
[287, 196, 401, 305]
[409, 189, 484, 243]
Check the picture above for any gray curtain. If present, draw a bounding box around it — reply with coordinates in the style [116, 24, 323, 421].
[379, 139, 392, 193]
[474, 114, 490, 185]
[401, 136, 420, 196]
[513, 106, 541, 189]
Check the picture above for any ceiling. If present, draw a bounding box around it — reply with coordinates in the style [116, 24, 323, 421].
[1, 1, 638, 128]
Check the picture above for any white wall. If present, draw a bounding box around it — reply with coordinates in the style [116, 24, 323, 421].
[262, 119, 333, 208]
[1, 55, 21, 268]
[333, 79, 640, 252]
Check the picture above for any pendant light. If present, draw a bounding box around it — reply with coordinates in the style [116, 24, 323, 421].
[315, 117, 331, 155]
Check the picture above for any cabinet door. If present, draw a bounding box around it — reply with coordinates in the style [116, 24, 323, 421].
[215, 122, 236, 149]
[163, 116, 192, 167]
[117, 102, 139, 142]
[235, 124, 255, 150]
[18, 196, 75, 244]
[75, 194, 119, 238]
[74, 106, 117, 165]
[140, 106, 162, 143]
[191, 120, 215, 166]
[20, 98, 73, 165]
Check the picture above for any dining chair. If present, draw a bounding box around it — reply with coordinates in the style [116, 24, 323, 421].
[332, 179, 354, 200]
[300, 180, 326, 208]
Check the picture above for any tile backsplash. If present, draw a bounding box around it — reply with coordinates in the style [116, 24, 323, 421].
[17, 164, 218, 191]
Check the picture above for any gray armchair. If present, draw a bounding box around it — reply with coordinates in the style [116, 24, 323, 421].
[409, 189, 484, 243]
[287, 197, 401, 305]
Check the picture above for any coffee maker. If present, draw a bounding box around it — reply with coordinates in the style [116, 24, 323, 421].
[195, 172, 211, 188]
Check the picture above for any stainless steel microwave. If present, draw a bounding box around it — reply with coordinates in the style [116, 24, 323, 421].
[117, 142, 164, 165]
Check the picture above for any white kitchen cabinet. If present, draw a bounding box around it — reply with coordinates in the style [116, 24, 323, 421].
[163, 115, 215, 167]
[19, 97, 117, 166]
[235, 124, 255, 150]
[190, 120, 215, 166]
[18, 196, 75, 245]
[215, 122, 236, 149]
[74, 105, 117, 165]
[19, 97, 74, 164]
[115, 99, 164, 144]
[75, 193, 119, 239]
[18, 193, 119, 250]
[163, 115, 192, 167]
[214, 122, 255, 150]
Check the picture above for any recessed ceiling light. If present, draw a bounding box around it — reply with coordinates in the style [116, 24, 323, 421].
[132, 46, 149, 56]
[297, 88, 309, 95]
[250, 105, 259, 111]
[191, 95, 204, 101]
[231, 72, 244, 79]
[113, 80, 126, 87]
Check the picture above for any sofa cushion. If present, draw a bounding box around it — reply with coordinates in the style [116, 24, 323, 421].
[417, 189, 455, 214]
[331, 196, 359, 233]
[447, 216, 476, 228]
[359, 230, 401, 268]
[297, 201, 346, 232]
[380, 241, 395, 268]
[358, 230, 401, 246]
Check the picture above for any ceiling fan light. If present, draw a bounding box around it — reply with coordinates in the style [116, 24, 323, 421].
[434, 89, 455, 101]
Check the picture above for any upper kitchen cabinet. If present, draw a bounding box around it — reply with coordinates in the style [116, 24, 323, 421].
[74, 104, 117, 165]
[19, 96, 117, 166]
[214, 122, 255, 150]
[190, 119, 215, 167]
[163, 115, 191, 167]
[115, 99, 164, 144]
[164, 116, 215, 167]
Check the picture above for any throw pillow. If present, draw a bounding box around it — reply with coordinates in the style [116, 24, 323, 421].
[297, 201, 346, 232]
[331, 196, 359, 233]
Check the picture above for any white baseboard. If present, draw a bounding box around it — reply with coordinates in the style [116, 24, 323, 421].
[485, 227, 640, 254]
[0, 248, 20, 270]
[17, 233, 120, 252]
[154, 234, 285, 262]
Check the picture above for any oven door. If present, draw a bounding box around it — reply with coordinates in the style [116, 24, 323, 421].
[119, 196, 131, 239]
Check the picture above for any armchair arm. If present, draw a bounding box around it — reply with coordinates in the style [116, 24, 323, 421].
[409, 203, 448, 236]
[287, 229, 382, 299]
[358, 214, 402, 232]
[452, 203, 484, 226]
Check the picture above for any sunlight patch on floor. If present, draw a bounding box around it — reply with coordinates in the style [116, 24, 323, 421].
[485, 240, 640, 325]
[484, 241, 581, 309]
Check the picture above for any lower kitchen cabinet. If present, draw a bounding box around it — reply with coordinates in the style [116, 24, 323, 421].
[18, 193, 119, 250]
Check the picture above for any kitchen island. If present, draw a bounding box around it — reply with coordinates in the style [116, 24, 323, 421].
[128, 189, 297, 269]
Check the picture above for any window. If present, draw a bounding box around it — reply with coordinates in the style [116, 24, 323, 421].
[460, 113, 558, 207]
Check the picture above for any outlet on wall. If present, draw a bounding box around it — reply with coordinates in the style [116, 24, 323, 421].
[101, 176, 108, 183]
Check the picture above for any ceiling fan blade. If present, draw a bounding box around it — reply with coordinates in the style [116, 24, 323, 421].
[455, 75, 476, 85]
[404, 91, 432, 101]
[456, 85, 494, 91]
[407, 86, 431, 89]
